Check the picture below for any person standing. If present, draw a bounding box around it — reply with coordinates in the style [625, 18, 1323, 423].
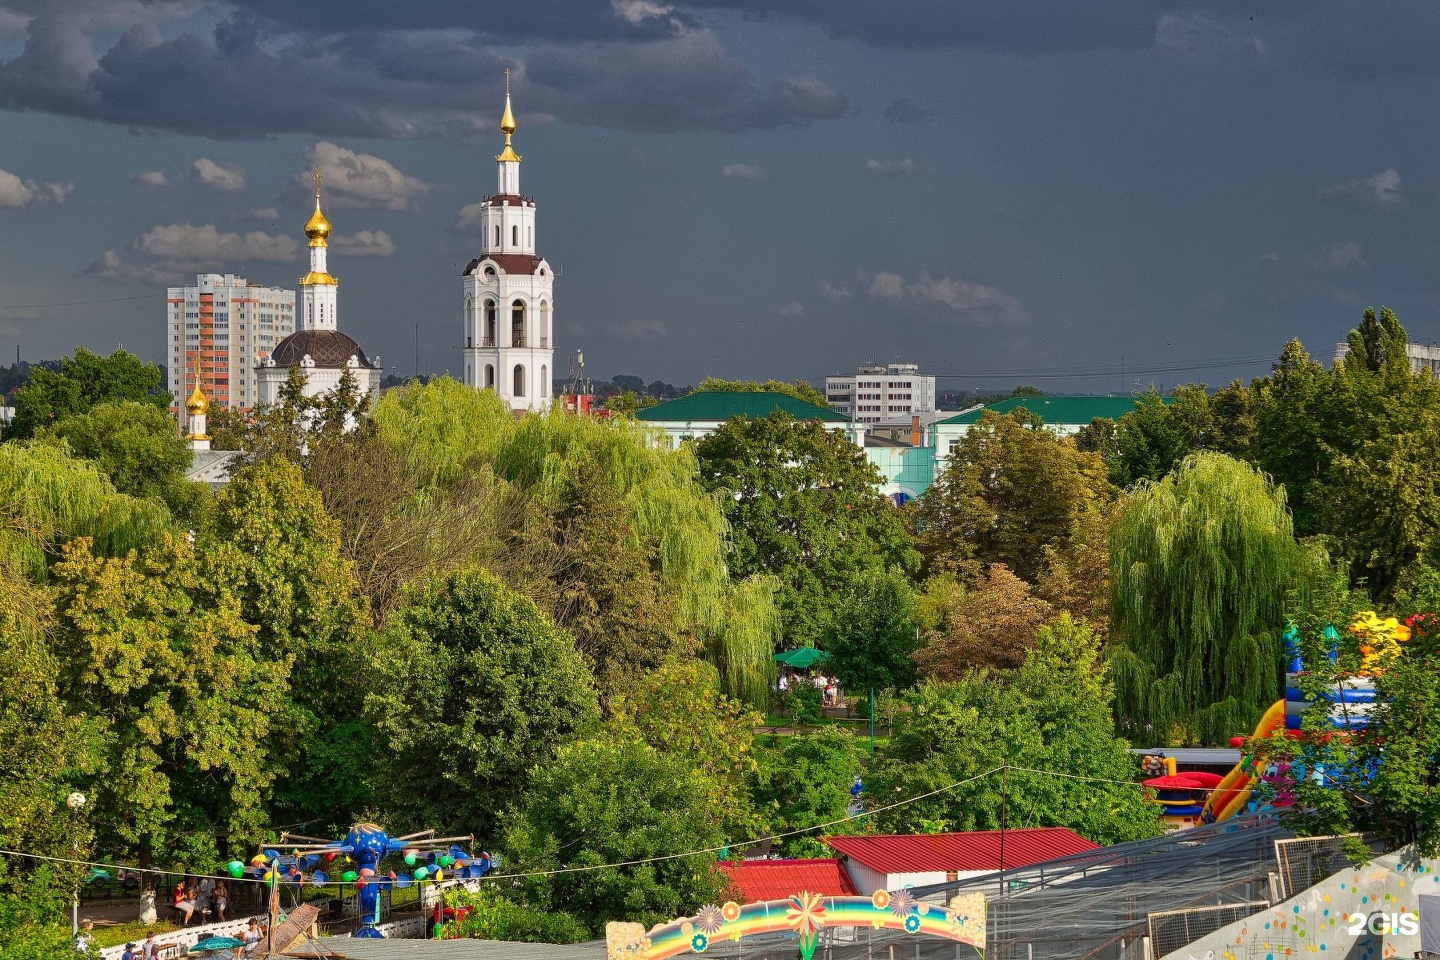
[140, 932, 159, 960]
[195, 875, 215, 922]
[73, 919, 94, 953]
[212, 879, 228, 922]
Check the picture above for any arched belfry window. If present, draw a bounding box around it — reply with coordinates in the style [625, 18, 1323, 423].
[511, 300, 526, 347]
[541, 365, 548, 396]
[494, 226, 500, 248]
[484, 300, 497, 345]
[513, 364, 526, 397]
[539, 300, 550, 347]
[485, 364, 494, 388]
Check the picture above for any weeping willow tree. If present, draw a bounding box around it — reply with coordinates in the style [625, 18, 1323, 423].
[0, 441, 174, 579]
[1110, 452, 1301, 745]
[368, 381, 778, 704]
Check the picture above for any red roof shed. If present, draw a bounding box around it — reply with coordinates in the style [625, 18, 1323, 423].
[826, 828, 1099, 875]
[723, 859, 860, 902]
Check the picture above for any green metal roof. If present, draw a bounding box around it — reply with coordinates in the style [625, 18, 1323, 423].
[937, 394, 1169, 426]
[636, 391, 848, 423]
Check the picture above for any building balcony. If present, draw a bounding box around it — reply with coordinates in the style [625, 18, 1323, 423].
[511, 337, 526, 348]
[481, 337, 496, 347]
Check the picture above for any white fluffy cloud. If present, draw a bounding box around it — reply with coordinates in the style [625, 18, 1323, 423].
[778, 300, 804, 317]
[868, 270, 1028, 325]
[819, 280, 851, 302]
[330, 230, 397, 257]
[0, 166, 73, 208]
[1155, 13, 1267, 61]
[193, 158, 246, 191]
[306, 142, 428, 210]
[135, 223, 299, 262]
[866, 158, 916, 176]
[132, 169, 167, 188]
[250, 207, 280, 221]
[456, 201, 487, 230]
[1321, 168, 1401, 205]
[721, 163, 765, 180]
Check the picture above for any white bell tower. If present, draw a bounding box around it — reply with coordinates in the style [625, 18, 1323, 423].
[461, 70, 554, 413]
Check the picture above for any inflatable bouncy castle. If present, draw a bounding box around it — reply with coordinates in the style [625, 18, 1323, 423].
[1194, 614, 1410, 824]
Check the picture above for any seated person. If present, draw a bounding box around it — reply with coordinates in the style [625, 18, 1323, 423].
[172, 882, 195, 926]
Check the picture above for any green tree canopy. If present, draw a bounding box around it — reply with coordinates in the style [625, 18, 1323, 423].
[867, 615, 1162, 844]
[693, 411, 918, 646]
[368, 567, 600, 838]
[696, 376, 827, 406]
[821, 568, 920, 694]
[915, 410, 1112, 583]
[39, 400, 200, 516]
[500, 735, 734, 936]
[4, 347, 170, 441]
[751, 728, 865, 857]
[1110, 452, 1301, 744]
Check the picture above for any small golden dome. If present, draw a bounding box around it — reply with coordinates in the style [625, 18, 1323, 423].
[185, 381, 208, 417]
[304, 166, 331, 245]
[500, 95, 516, 137]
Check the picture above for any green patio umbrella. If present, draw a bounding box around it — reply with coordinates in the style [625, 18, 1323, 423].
[774, 647, 829, 668]
[189, 936, 246, 954]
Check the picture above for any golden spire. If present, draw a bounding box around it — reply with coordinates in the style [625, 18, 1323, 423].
[496, 68, 521, 163]
[303, 165, 332, 247]
[185, 356, 208, 419]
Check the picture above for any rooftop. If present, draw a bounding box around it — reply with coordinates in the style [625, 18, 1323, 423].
[827, 827, 1100, 874]
[636, 390, 849, 423]
[937, 395, 1169, 427]
[722, 858, 859, 902]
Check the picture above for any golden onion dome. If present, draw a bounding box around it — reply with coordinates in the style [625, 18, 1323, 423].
[185, 381, 208, 417]
[496, 69, 521, 163]
[305, 166, 331, 244]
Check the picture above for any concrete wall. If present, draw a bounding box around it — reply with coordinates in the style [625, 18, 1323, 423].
[1160, 850, 1439, 960]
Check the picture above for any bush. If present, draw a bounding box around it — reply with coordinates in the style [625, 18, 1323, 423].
[785, 682, 823, 725]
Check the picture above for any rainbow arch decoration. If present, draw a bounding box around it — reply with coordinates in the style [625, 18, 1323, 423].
[606, 889, 986, 960]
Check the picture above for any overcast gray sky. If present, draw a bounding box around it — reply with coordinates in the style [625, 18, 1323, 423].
[1, 1, 1438, 392]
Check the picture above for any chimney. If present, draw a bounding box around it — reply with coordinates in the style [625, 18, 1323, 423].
[910, 414, 921, 447]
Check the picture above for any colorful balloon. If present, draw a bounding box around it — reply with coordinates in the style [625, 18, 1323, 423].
[226, 861, 245, 879]
[341, 870, 358, 883]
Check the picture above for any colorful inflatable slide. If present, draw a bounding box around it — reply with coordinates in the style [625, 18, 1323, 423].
[1197, 616, 1403, 824]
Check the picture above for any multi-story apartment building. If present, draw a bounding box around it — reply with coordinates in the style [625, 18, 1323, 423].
[166, 273, 295, 411]
[825, 362, 936, 424]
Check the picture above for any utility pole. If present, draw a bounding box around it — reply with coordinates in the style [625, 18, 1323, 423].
[998, 764, 1007, 896]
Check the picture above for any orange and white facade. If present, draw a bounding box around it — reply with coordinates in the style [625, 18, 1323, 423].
[167, 273, 295, 412]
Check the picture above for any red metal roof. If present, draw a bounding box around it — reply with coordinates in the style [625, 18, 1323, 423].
[464, 254, 544, 276]
[826, 828, 1099, 875]
[723, 859, 859, 902]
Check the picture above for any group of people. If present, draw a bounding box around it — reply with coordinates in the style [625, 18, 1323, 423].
[171, 876, 228, 926]
[118, 918, 266, 960]
[776, 671, 842, 707]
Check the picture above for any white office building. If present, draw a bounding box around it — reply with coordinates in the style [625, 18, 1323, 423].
[825, 363, 936, 424]
[166, 274, 294, 412]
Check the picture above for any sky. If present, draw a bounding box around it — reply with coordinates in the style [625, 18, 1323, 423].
[2, 1, 1439, 393]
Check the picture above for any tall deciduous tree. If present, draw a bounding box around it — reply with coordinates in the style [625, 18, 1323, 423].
[694, 411, 918, 646]
[368, 568, 599, 838]
[697, 377, 827, 406]
[4, 348, 170, 441]
[751, 728, 865, 857]
[822, 568, 920, 694]
[914, 564, 1053, 678]
[915, 411, 1111, 583]
[1110, 452, 1300, 744]
[49, 535, 289, 858]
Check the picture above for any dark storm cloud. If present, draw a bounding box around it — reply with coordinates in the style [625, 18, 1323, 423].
[0, 1, 843, 138]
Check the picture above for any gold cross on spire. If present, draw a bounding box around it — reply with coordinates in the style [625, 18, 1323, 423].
[505, 67, 510, 96]
[313, 165, 322, 201]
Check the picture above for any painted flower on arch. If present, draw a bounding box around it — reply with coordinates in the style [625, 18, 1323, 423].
[695, 905, 725, 935]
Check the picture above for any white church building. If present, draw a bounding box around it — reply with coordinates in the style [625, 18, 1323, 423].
[256, 170, 383, 407]
[461, 75, 555, 412]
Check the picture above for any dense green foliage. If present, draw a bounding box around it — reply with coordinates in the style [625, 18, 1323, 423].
[693, 411, 919, 645]
[25, 306, 1440, 937]
[4, 348, 170, 441]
